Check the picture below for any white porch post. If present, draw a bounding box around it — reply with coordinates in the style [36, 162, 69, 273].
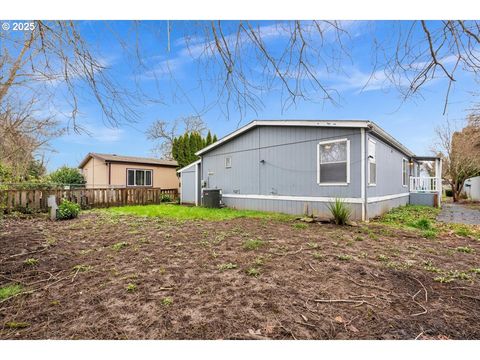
[434, 158, 442, 208]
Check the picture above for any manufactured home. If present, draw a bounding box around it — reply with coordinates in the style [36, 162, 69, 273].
[178, 120, 442, 221]
[79, 153, 179, 189]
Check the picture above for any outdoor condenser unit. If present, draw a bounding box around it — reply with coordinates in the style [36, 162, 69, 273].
[202, 188, 222, 208]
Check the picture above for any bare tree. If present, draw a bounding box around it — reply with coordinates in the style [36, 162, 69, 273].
[0, 21, 141, 132]
[147, 116, 207, 159]
[178, 20, 480, 117]
[433, 118, 480, 202]
[0, 98, 64, 180]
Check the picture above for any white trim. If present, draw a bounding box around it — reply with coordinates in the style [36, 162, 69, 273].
[222, 192, 410, 205]
[367, 193, 409, 203]
[177, 159, 201, 173]
[317, 138, 350, 186]
[194, 163, 199, 206]
[360, 128, 365, 221]
[222, 193, 363, 204]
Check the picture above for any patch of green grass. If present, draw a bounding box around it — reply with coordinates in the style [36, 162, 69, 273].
[450, 270, 472, 281]
[111, 242, 129, 251]
[337, 254, 352, 261]
[354, 236, 364, 242]
[24, 258, 38, 266]
[433, 276, 454, 284]
[306, 242, 319, 249]
[377, 254, 389, 262]
[253, 256, 266, 266]
[217, 263, 237, 271]
[423, 260, 441, 273]
[454, 226, 472, 237]
[456, 246, 474, 254]
[412, 218, 433, 230]
[293, 223, 308, 230]
[161, 297, 173, 306]
[126, 283, 137, 292]
[5, 321, 29, 329]
[243, 238, 264, 251]
[0, 284, 23, 300]
[312, 252, 325, 261]
[422, 229, 437, 239]
[379, 205, 440, 227]
[99, 204, 293, 222]
[72, 264, 91, 272]
[246, 267, 261, 277]
[470, 268, 480, 274]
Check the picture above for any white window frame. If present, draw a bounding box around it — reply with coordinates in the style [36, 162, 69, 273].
[368, 138, 376, 186]
[225, 156, 232, 168]
[127, 168, 153, 187]
[402, 158, 408, 187]
[317, 138, 350, 186]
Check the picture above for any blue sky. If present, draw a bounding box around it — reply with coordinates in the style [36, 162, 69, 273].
[47, 20, 477, 171]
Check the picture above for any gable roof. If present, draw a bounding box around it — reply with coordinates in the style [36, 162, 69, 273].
[177, 159, 201, 173]
[195, 120, 415, 157]
[79, 153, 178, 168]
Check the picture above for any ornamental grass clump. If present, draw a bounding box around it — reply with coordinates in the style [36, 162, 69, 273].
[327, 198, 351, 225]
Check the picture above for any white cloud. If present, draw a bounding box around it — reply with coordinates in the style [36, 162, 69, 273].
[61, 124, 124, 145]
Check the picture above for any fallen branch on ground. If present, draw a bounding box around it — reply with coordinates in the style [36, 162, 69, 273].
[314, 298, 377, 307]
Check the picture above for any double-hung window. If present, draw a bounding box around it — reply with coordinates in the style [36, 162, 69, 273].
[317, 138, 350, 185]
[127, 169, 153, 187]
[368, 139, 376, 186]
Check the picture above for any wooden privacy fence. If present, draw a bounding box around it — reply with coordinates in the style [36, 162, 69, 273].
[0, 188, 179, 212]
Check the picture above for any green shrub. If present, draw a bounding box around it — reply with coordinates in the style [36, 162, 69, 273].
[327, 198, 351, 225]
[57, 199, 80, 220]
[412, 218, 432, 230]
[160, 194, 172, 202]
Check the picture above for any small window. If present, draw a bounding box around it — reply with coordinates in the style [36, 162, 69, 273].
[127, 169, 153, 187]
[402, 159, 408, 187]
[368, 139, 376, 186]
[317, 139, 349, 184]
[225, 156, 232, 168]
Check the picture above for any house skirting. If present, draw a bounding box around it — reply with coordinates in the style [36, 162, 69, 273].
[222, 193, 409, 220]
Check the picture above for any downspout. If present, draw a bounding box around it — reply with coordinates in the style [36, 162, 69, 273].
[361, 128, 369, 222]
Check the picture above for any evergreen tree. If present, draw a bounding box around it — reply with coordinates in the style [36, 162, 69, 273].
[172, 130, 219, 169]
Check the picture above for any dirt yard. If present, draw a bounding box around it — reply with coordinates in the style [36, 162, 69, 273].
[1, 210, 480, 339]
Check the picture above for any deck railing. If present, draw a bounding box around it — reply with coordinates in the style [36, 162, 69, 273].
[409, 177, 439, 193]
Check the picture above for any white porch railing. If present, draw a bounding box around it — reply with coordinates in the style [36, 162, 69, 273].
[409, 177, 440, 193]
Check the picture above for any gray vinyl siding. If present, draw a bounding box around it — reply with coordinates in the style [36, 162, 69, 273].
[367, 196, 409, 219]
[201, 126, 362, 198]
[409, 193, 436, 207]
[180, 166, 196, 204]
[366, 133, 410, 198]
[223, 197, 363, 219]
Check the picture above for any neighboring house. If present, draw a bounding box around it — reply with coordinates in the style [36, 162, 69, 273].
[79, 153, 179, 189]
[465, 176, 480, 201]
[178, 120, 442, 220]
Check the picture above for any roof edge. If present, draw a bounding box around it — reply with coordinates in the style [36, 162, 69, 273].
[177, 159, 201, 173]
[196, 120, 373, 156]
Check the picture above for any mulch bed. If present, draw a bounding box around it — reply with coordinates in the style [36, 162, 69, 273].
[1, 212, 479, 339]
